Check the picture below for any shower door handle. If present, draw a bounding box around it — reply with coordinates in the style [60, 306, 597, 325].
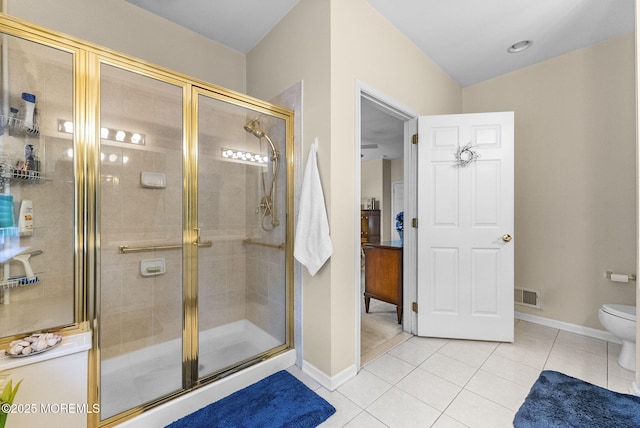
[193, 228, 213, 248]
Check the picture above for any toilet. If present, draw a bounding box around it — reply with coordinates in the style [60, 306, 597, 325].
[598, 304, 636, 371]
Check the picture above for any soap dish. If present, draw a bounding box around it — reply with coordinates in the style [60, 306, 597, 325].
[141, 172, 166, 189]
[5, 333, 62, 358]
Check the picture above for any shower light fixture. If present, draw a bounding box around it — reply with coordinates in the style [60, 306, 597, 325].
[221, 148, 268, 164]
[58, 119, 145, 145]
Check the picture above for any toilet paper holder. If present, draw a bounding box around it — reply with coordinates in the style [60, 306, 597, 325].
[605, 271, 636, 282]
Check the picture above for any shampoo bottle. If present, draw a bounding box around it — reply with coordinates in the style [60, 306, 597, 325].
[18, 199, 33, 236]
[21, 92, 36, 129]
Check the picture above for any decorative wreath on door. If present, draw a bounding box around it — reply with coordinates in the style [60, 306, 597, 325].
[454, 143, 480, 167]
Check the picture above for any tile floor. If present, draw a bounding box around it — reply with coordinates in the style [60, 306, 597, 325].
[287, 319, 637, 428]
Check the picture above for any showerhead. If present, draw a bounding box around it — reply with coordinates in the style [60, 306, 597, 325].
[243, 119, 265, 138]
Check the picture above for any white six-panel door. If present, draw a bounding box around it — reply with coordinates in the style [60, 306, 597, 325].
[417, 112, 514, 342]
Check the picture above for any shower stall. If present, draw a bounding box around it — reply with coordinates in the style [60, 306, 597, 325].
[98, 64, 293, 423]
[0, 18, 293, 427]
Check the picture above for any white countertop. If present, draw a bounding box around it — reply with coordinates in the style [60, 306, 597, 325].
[0, 331, 92, 370]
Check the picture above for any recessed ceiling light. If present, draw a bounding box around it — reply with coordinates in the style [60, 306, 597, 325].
[507, 40, 533, 53]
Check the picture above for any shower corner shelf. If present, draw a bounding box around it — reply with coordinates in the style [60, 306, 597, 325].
[0, 166, 46, 183]
[0, 275, 40, 291]
[0, 114, 40, 136]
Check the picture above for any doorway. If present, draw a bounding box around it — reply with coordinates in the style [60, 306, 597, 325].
[356, 83, 418, 367]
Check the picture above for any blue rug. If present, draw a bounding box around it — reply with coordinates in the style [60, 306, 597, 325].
[166, 370, 335, 428]
[514, 370, 640, 428]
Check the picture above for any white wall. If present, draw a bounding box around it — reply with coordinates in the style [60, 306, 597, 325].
[464, 33, 636, 329]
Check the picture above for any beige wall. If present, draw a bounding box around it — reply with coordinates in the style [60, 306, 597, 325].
[328, 0, 460, 376]
[247, 0, 334, 375]
[361, 160, 384, 209]
[249, 0, 461, 378]
[361, 159, 392, 240]
[361, 158, 404, 242]
[5, 0, 246, 92]
[464, 33, 637, 329]
[390, 158, 404, 183]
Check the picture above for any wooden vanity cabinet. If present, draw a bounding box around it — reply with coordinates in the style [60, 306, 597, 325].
[363, 241, 403, 324]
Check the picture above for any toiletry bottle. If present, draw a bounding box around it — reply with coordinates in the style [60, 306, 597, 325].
[18, 200, 33, 236]
[8, 107, 18, 127]
[23, 144, 34, 173]
[21, 92, 36, 129]
[0, 195, 15, 228]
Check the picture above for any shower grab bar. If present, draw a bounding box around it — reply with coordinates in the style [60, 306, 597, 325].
[243, 238, 285, 250]
[119, 240, 212, 254]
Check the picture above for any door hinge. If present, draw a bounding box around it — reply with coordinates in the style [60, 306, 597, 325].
[411, 218, 418, 228]
[412, 302, 418, 313]
[412, 133, 418, 144]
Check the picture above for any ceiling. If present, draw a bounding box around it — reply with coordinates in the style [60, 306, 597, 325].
[126, 0, 635, 161]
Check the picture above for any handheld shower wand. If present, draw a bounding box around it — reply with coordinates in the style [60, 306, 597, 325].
[244, 118, 280, 231]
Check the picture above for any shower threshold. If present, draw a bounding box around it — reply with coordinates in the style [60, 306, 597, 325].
[100, 319, 282, 419]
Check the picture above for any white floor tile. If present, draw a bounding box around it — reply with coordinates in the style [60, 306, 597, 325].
[316, 389, 363, 428]
[419, 353, 478, 387]
[343, 411, 387, 428]
[543, 358, 607, 388]
[432, 414, 469, 428]
[608, 374, 637, 394]
[492, 341, 550, 370]
[465, 370, 531, 411]
[514, 320, 559, 341]
[607, 342, 635, 380]
[389, 340, 437, 366]
[437, 340, 498, 368]
[312, 317, 632, 427]
[408, 335, 450, 351]
[285, 365, 322, 390]
[367, 387, 441, 428]
[480, 354, 541, 388]
[511, 330, 555, 351]
[337, 369, 392, 408]
[365, 353, 416, 384]
[396, 367, 462, 412]
[445, 389, 515, 428]
[555, 330, 607, 356]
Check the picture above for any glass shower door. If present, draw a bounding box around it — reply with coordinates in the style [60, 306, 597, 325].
[196, 91, 289, 378]
[99, 63, 185, 419]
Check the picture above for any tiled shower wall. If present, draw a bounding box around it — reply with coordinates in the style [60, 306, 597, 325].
[0, 35, 75, 336]
[100, 66, 289, 360]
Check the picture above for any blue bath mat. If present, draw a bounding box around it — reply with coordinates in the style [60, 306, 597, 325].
[514, 370, 640, 428]
[166, 370, 335, 428]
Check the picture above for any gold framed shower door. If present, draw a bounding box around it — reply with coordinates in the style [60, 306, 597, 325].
[0, 14, 294, 428]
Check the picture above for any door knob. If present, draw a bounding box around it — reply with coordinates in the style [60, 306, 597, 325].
[502, 234, 512, 242]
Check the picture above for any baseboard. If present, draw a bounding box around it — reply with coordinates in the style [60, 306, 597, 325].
[515, 311, 621, 344]
[301, 359, 357, 391]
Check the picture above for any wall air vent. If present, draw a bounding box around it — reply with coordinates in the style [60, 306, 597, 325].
[514, 288, 540, 309]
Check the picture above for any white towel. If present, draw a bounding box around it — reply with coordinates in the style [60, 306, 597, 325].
[294, 138, 333, 275]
